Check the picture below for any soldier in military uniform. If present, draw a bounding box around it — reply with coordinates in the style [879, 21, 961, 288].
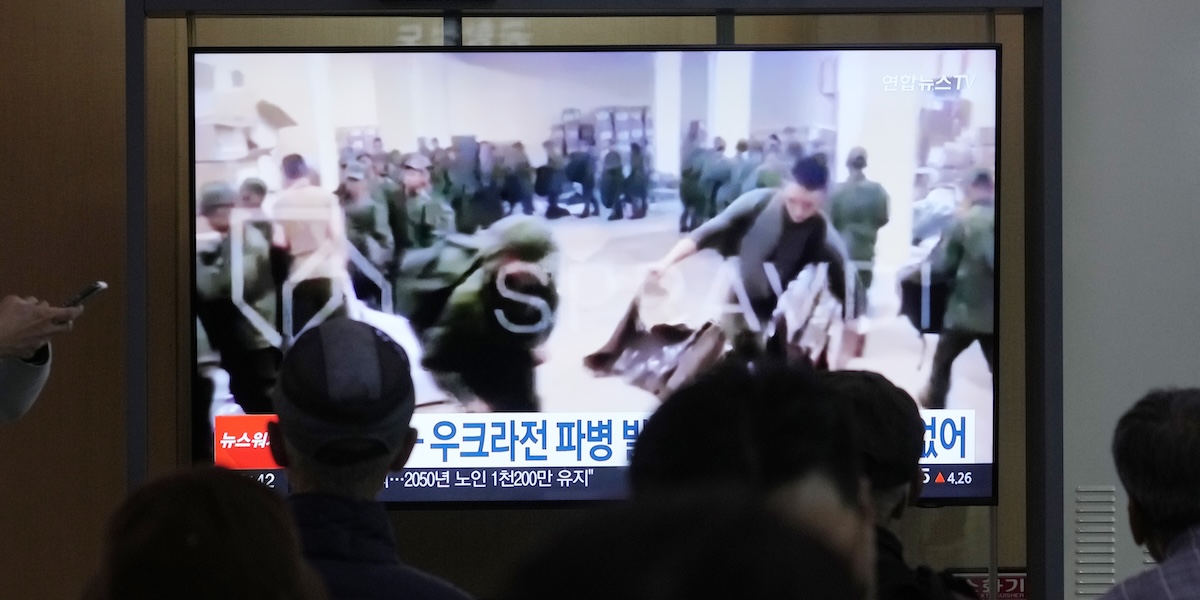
[565, 142, 601, 219]
[715, 140, 748, 215]
[470, 142, 508, 231]
[341, 163, 395, 309]
[699, 137, 734, 221]
[501, 142, 536, 217]
[920, 168, 996, 409]
[623, 142, 650, 220]
[599, 141, 626, 220]
[678, 124, 710, 232]
[738, 140, 766, 195]
[829, 147, 890, 292]
[443, 145, 481, 234]
[537, 140, 572, 220]
[393, 216, 559, 412]
[398, 152, 456, 251]
[195, 182, 280, 414]
[747, 141, 792, 192]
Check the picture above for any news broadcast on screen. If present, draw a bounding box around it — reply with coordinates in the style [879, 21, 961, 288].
[192, 46, 999, 504]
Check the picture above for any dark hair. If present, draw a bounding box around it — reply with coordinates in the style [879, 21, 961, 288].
[239, 178, 267, 198]
[823, 371, 924, 491]
[970, 169, 995, 189]
[630, 358, 861, 505]
[736, 139, 749, 153]
[791, 156, 830, 191]
[1113, 389, 1200, 538]
[84, 467, 326, 600]
[502, 489, 862, 600]
[281, 154, 308, 181]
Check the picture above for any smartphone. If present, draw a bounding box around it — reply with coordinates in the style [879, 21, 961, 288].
[64, 281, 108, 307]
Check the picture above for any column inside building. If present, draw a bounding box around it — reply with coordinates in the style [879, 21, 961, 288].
[833, 49, 935, 314]
[407, 54, 453, 152]
[652, 51, 684, 178]
[307, 53, 341, 190]
[706, 51, 754, 155]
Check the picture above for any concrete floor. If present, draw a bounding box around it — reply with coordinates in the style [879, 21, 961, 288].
[532, 197, 995, 463]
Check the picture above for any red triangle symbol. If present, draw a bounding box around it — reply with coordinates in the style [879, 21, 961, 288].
[935, 473, 946, 484]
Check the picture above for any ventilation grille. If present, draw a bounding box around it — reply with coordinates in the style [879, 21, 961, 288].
[1074, 485, 1117, 596]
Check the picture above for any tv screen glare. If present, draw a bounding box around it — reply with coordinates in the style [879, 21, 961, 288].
[192, 46, 1000, 505]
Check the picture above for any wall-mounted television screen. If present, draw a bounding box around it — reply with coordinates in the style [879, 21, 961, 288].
[191, 45, 999, 505]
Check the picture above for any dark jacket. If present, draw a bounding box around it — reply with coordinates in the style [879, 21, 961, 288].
[876, 527, 976, 600]
[289, 494, 474, 600]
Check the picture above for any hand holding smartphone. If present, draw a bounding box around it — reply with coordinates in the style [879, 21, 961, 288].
[64, 281, 108, 308]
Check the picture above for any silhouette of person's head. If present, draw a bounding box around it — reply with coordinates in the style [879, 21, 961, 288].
[503, 489, 865, 600]
[83, 467, 327, 600]
[268, 318, 419, 502]
[629, 358, 876, 595]
[1113, 388, 1200, 561]
[823, 370, 925, 525]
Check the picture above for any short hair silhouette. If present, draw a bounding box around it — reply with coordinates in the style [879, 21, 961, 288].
[83, 467, 326, 600]
[1113, 388, 1200, 542]
[629, 358, 860, 505]
[502, 489, 863, 600]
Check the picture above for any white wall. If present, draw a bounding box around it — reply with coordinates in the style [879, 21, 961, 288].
[681, 51, 709, 138]
[834, 50, 939, 268]
[750, 51, 836, 136]
[1062, 0, 1200, 595]
[329, 54, 380, 130]
[203, 51, 660, 170]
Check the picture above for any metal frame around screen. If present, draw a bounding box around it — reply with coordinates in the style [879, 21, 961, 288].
[126, 1, 1062, 596]
[189, 42, 1002, 511]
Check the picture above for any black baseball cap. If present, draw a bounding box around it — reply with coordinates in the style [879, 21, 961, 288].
[272, 318, 416, 465]
[822, 370, 925, 490]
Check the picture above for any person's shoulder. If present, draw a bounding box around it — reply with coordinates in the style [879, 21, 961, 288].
[1097, 569, 1157, 600]
[732, 186, 776, 208]
[388, 562, 476, 600]
[964, 204, 996, 226]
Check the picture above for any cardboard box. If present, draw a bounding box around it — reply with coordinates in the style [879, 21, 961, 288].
[977, 126, 997, 146]
[194, 87, 297, 187]
[971, 146, 997, 168]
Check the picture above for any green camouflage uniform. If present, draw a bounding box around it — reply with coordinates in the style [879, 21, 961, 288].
[395, 216, 559, 412]
[405, 188, 456, 250]
[679, 145, 710, 230]
[932, 201, 995, 334]
[599, 149, 624, 210]
[195, 220, 277, 349]
[344, 193, 395, 273]
[829, 174, 890, 290]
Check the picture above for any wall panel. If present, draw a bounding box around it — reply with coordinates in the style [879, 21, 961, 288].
[0, 0, 128, 597]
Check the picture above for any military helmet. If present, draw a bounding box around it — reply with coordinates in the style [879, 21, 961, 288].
[343, 162, 369, 181]
[965, 167, 994, 188]
[401, 153, 432, 171]
[481, 215, 557, 262]
[199, 182, 237, 215]
[847, 147, 868, 169]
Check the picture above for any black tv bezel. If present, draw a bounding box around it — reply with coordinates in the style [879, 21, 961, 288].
[187, 42, 1002, 509]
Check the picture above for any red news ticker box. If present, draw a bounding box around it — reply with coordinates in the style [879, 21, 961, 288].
[214, 415, 280, 470]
